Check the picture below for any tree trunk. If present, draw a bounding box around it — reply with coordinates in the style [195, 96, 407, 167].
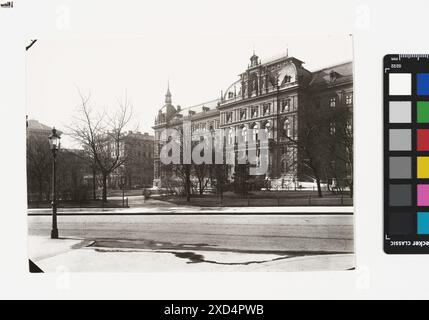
[38, 178, 43, 203]
[308, 159, 323, 198]
[199, 179, 204, 195]
[315, 176, 323, 198]
[102, 172, 107, 202]
[92, 167, 96, 200]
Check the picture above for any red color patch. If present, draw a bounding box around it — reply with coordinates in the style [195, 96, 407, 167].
[417, 129, 429, 151]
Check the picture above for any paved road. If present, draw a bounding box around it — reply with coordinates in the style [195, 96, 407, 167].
[28, 214, 354, 254]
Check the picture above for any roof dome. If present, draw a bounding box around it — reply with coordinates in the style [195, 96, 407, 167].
[223, 80, 240, 100]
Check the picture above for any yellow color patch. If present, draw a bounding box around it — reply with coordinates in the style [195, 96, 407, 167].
[417, 157, 429, 179]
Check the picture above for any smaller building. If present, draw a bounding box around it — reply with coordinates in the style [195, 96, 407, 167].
[109, 131, 155, 189]
[26, 119, 55, 202]
[27, 118, 56, 138]
[26, 118, 92, 203]
[124, 131, 155, 188]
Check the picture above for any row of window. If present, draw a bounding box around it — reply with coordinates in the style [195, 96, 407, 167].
[223, 98, 297, 124]
[329, 121, 353, 135]
[225, 127, 269, 144]
[328, 93, 353, 108]
[191, 120, 220, 132]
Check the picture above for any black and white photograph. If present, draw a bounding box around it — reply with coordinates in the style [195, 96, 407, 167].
[26, 35, 354, 272]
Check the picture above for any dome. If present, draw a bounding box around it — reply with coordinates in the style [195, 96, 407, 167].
[223, 80, 241, 101]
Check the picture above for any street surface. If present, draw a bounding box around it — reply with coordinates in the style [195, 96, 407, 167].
[28, 211, 355, 272]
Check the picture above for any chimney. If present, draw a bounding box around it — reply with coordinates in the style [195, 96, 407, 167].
[177, 105, 181, 112]
[202, 106, 210, 112]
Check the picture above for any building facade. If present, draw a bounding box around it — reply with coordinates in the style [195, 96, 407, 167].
[153, 52, 353, 191]
[109, 131, 155, 189]
[26, 119, 92, 203]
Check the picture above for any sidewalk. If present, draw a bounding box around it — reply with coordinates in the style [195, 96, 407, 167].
[29, 236, 355, 272]
[28, 236, 91, 262]
[27, 200, 353, 215]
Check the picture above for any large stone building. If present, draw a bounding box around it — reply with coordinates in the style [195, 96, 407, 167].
[153, 52, 353, 191]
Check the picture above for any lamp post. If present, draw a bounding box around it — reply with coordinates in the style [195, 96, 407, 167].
[48, 127, 61, 239]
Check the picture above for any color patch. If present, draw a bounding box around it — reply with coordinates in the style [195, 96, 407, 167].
[418, 212, 429, 234]
[417, 129, 429, 151]
[389, 184, 412, 206]
[389, 129, 412, 151]
[417, 73, 429, 95]
[417, 157, 429, 179]
[389, 73, 411, 95]
[389, 101, 411, 123]
[389, 212, 415, 235]
[417, 101, 429, 123]
[389, 157, 411, 179]
[418, 185, 429, 206]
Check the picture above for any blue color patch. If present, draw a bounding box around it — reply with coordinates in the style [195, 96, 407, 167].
[417, 73, 429, 95]
[417, 212, 429, 234]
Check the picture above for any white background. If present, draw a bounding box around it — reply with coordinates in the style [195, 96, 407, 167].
[1, 0, 429, 299]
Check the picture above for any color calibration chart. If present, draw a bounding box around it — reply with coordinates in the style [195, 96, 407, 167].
[384, 55, 429, 254]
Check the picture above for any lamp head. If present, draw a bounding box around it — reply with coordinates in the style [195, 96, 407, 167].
[48, 127, 61, 151]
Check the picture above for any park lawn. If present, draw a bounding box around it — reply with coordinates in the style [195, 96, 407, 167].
[157, 191, 353, 207]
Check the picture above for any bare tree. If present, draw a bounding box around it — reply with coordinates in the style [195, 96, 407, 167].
[211, 164, 230, 202]
[68, 91, 133, 202]
[26, 135, 52, 203]
[285, 111, 330, 198]
[160, 125, 193, 202]
[174, 164, 192, 201]
[327, 106, 353, 197]
[193, 163, 210, 195]
[56, 149, 91, 202]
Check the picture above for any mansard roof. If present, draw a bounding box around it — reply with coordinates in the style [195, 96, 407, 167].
[27, 119, 52, 132]
[309, 61, 353, 88]
[177, 99, 220, 120]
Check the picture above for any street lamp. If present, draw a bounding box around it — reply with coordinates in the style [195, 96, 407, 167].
[48, 127, 61, 239]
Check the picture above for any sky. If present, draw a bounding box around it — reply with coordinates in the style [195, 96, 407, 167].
[26, 35, 353, 148]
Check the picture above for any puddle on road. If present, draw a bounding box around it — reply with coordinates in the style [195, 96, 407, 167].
[169, 251, 294, 266]
[173, 252, 205, 263]
[93, 247, 292, 265]
[89, 239, 218, 251]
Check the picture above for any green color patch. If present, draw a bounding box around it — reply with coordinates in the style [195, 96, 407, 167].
[418, 101, 429, 123]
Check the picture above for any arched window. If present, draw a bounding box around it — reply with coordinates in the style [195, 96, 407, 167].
[241, 125, 248, 142]
[228, 128, 234, 145]
[252, 123, 259, 141]
[283, 119, 290, 137]
[263, 121, 272, 139]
